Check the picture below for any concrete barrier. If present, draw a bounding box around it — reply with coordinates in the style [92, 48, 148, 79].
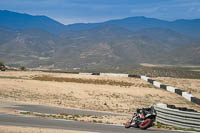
[100, 73, 128, 77]
[141, 75, 149, 81]
[79, 73, 93, 75]
[182, 92, 194, 101]
[153, 81, 161, 88]
[166, 86, 176, 93]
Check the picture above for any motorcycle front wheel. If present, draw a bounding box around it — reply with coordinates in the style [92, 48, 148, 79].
[125, 121, 131, 128]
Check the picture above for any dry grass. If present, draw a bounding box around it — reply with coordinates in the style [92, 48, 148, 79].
[20, 111, 128, 125]
[33, 75, 135, 87]
[0, 125, 90, 133]
[154, 77, 200, 98]
[0, 71, 200, 113]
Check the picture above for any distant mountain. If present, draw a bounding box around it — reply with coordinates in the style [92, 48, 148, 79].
[0, 10, 200, 69]
[1, 10, 200, 37]
[66, 16, 200, 38]
[65, 16, 167, 31]
[0, 10, 65, 34]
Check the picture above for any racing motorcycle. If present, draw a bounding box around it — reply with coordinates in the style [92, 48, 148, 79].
[125, 106, 157, 130]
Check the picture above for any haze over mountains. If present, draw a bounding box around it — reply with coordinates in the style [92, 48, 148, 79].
[0, 10, 200, 69]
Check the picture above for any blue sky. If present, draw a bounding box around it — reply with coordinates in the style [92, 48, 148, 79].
[0, 0, 200, 24]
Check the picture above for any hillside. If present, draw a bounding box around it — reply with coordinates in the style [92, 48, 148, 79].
[0, 10, 65, 34]
[0, 10, 200, 69]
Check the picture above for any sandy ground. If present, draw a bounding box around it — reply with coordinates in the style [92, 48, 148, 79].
[0, 125, 90, 133]
[154, 77, 200, 98]
[0, 71, 200, 113]
[191, 70, 200, 72]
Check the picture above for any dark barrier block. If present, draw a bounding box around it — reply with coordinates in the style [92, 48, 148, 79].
[160, 84, 167, 90]
[167, 104, 176, 109]
[92, 73, 100, 75]
[167, 104, 198, 112]
[187, 109, 197, 112]
[128, 74, 140, 78]
[147, 79, 154, 84]
[175, 89, 183, 96]
[191, 97, 200, 105]
[41, 70, 79, 74]
[178, 107, 187, 111]
[68, 72, 79, 74]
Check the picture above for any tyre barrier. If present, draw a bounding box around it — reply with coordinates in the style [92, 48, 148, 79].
[155, 104, 200, 130]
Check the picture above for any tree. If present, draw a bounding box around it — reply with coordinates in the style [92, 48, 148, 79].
[0, 61, 6, 71]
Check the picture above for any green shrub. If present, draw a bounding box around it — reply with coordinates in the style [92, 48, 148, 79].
[20, 66, 26, 71]
[0, 61, 4, 66]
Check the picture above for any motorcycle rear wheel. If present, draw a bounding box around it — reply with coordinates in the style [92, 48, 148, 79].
[139, 119, 152, 130]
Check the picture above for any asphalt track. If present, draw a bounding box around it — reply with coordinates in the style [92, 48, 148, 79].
[0, 113, 189, 133]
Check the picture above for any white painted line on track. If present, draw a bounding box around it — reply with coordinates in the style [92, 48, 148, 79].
[171, 130, 198, 133]
[54, 119, 74, 122]
[90, 122, 123, 127]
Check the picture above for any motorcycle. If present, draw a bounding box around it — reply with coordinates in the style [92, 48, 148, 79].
[125, 106, 157, 130]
